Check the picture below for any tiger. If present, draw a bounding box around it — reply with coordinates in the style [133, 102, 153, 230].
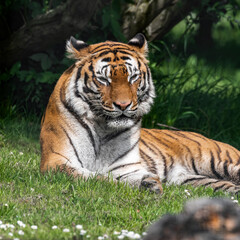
[40, 33, 240, 194]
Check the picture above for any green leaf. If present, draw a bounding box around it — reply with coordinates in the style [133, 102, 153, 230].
[10, 62, 21, 76]
[30, 53, 52, 71]
[41, 56, 52, 71]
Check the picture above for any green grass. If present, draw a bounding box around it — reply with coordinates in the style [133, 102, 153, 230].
[0, 116, 237, 240]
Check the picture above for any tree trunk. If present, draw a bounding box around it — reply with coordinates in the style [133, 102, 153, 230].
[0, 0, 110, 67]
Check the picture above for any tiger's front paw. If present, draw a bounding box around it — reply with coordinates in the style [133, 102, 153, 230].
[140, 174, 163, 194]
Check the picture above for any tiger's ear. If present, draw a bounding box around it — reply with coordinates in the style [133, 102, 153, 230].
[128, 33, 148, 56]
[66, 36, 89, 59]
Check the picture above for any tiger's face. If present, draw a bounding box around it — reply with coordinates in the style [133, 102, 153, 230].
[66, 34, 155, 129]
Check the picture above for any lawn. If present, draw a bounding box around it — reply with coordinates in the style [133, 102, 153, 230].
[0, 115, 237, 240]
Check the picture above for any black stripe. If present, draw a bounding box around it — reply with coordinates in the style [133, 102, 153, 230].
[110, 162, 141, 172]
[210, 151, 223, 179]
[121, 56, 131, 60]
[82, 71, 99, 94]
[116, 169, 140, 180]
[140, 139, 159, 156]
[226, 150, 233, 163]
[60, 126, 83, 168]
[159, 149, 167, 178]
[170, 131, 201, 146]
[50, 147, 71, 163]
[140, 150, 157, 174]
[142, 129, 171, 149]
[221, 184, 233, 191]
[101, 57, 112, 62]
[160, 131, 179, 140]
[167, 154, 174, 169]
[118, 50, 135, 55]
[91, 43, 130, 52]
[94, 48, 135, 58]
[60, 86, 97, 157]
[191, 158, 199, 175]
[214, 183, 228, 192]
[111, 139, 139, 165]
[125, 62, 132, 66]
[213, 141, 222, 153]
[202, 179, 220, 187]
[188, 132, 208, 141]
[182, 177, 206, 185]
[74, 67, 88, 102]
[223, 160, 230, 177]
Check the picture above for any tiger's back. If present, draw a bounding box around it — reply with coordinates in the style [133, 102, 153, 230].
[40, 34, 240, 194]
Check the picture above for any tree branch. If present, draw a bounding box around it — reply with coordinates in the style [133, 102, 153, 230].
[122, 0, 201, 41]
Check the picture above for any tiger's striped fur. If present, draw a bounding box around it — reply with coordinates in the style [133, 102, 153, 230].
[40, 34, 240, 194]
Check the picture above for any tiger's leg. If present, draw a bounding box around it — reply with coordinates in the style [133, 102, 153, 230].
[168, 172, 240, 194]
[181, 175, 240, 194]
[40, 150, 99, 180]
[113, 167, 163, 194]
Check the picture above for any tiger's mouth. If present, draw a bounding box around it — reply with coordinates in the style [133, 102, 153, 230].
[102, 109, 137, 119]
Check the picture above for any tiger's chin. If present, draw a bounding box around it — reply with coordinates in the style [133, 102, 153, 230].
[105, 116, 137, 130]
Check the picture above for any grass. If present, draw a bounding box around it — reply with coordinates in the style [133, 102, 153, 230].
[0, 115, 237, 240]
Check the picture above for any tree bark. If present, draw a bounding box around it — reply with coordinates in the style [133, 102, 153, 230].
[0, 0, 110, 67]
[123, 0, 201, 41]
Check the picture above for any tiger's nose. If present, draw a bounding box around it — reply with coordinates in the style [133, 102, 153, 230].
[113, 100, 132, 110]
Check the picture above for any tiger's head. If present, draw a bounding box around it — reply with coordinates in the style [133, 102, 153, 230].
[65, 34, 155, 129]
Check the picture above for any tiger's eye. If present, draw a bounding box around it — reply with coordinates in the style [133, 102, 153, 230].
[130, 74, 139, 83]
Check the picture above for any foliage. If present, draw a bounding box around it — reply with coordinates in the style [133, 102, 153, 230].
[0, 117, 236, 240]
[143, 49, 240, 147]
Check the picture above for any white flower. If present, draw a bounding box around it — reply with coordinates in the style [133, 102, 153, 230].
[18, 230, 24, 235]
[231, 196, 234, 200]
[10, 152, 13, 155]
[117, 235, 124, 239]
[0, 220, 2, 224]
[19, 152, 23, 155]
[184, 189, 191, 196]
[86, 235, 91, 238]
[6, 223, 15, 229]
[233, 200, 238, 203]
[31, 225, 38, 230]
[121, 230, 128, 234]
[13, 238, 20, 240]
[17, 220, 26, 228]
[98, 237, 104, 240]
[80, 229, 87, 235]
[133, 233, 141, 239]
[8, 233, 13, 237]
[114, 231, 120, 235]
[0, 224, 6, 230]
[76, 224, 83, 229]
[52, 225, 58, 229]
[4, 204, 8, 207]
[30, 188, 35, 192]
[63, 228, 70, 232]
[142, 232, 147, 236]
